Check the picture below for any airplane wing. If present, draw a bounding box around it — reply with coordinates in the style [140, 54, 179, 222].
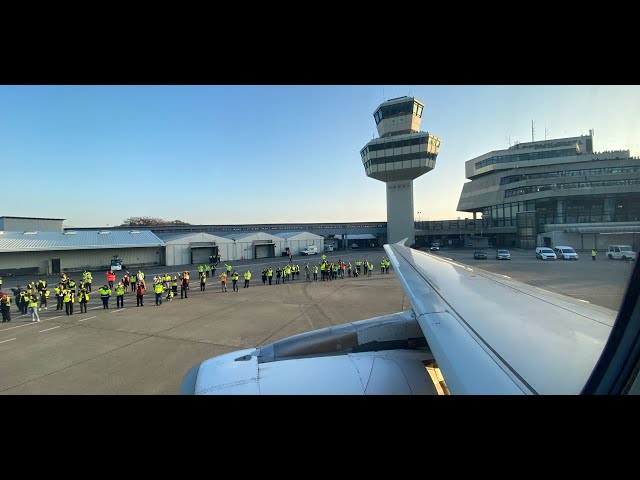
[384, 242, 615, 394]
[180, 242, 615, 395]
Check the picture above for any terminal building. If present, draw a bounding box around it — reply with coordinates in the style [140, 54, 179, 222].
[449, 132, 640, 250]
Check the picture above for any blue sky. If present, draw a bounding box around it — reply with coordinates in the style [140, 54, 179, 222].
[1, 85, 638, 227]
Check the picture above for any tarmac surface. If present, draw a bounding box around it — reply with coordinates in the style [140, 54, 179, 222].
[0, 247, 633, 394]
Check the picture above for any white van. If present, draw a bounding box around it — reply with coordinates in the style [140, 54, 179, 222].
[554, 246, 579, 260]
[301, 245, 318, 255]
[607, 245, 637, 261]
[324, 245, 334, 252]
[535, 247, 557, 260]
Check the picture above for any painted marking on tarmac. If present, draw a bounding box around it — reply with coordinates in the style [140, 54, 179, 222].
[90, 306, 102, 310]
[78, 316, 97, 322]
[0, 322, 38, 332]
[39, 326, 61, 333]
[0, 338, 17, 344]
[111, 309, 125, 313]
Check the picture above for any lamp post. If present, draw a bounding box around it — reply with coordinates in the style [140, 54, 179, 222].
[417, 211, 422, 222]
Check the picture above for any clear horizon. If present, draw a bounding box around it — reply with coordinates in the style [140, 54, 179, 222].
[1, 85, 638, 227]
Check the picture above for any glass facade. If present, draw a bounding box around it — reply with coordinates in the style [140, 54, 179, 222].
[363, 150, 437, 169]
[475, 147, 578, 169]
[478, 195, 640, 228]
[360, 134, 441, 158]
[373, 101, 423, 125]
[500, 164, 640, 185]
[505, 178, 640, 198]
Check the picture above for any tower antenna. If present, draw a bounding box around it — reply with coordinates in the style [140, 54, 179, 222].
[507, 134, 511, 147]
[532, 120, 536, 142]
[545, 126, 550, 140]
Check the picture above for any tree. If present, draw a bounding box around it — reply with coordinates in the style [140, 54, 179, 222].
[120, 217, 191, 227]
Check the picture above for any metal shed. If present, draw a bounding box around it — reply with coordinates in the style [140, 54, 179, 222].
[157, 232, 234, 266]
[224, 232, 287, 260]
[276, 232, 325, 255]
[0, 230, 164, 275]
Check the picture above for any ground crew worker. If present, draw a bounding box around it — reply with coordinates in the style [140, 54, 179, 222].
[85, 271, 93, 292]
[40, 288, 50, 310]
[267, 267, 273, 285]
[231, 270, 239, 292]
[0, 275, 2, 290]
[136, 281, 144, 307]
[63, 289, 74, 316]
[200, 273, 206, 291]
[244, 270, 251, 288]
[55, 285, 63, 310]
[206, 265, 212, 277]
[99, 285, 111, 309]
[78, 287, 89, 313]
[116, 282, 125, 308]
[68, 278, 77, 296]
[19, 291, 28, 315]
[37, 278, 47, 293]
[592, 249, 597, 261]
[220, 272, 228, 292]
[261, 269, 267, 285]
[29, 294, 40, 322]
[1, 293, 12, 322]
[179, 274, 188, 299]
[275, 268, 281, 285]
[381, 260, 385, 274]
[166, 287, 174, 302]
[154, 282, 164, 305]
[385, 259, 390, 274]
[172, 275, 178, 295]
[106, 270, 115, 289]
[198, 264, 204, 276]
[225, 263, 232, 277]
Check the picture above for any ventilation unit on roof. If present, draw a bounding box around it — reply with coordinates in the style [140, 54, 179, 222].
[129, 230, 141, 234]
[98, 231, 111, 235]
[23, 231, 37, 235]
[64, 231, 78, 235]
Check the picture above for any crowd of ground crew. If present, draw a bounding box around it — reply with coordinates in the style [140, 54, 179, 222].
[0, 254, 392, 323]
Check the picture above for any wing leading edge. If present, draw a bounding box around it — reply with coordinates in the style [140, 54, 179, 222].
[384, 243, 616, 394]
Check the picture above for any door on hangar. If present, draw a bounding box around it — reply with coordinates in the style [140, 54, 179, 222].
[255, 244, 273, 259]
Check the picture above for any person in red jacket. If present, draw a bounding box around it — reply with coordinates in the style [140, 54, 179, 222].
[106, 270, 116, 289]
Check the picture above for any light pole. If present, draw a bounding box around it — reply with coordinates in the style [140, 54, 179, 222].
[417, 211, 422, 222]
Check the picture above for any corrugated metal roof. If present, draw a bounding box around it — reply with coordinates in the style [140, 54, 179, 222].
[156, 232, 234, 244]
[224, 232, 284, 241]
[155, 232, 197, 243]
[0, 230, 164, 252]
[277, 231, 324, 240]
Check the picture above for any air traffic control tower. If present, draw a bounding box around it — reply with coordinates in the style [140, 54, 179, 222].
[360, 96, 442, 245]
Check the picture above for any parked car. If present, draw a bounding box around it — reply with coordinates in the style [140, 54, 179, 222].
[535, 247, 557, 260]
[324, 245, 334, 252]
[607, 245, 637, 261]
[430, 245, 440, 251]
[554, 246, 579, 260]
[473, 250, 487, 259]
[351, 243, 359, 249]
[496, 249, 511, 260]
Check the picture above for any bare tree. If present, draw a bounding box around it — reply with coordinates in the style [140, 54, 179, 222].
[120, 217, 191, 227]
